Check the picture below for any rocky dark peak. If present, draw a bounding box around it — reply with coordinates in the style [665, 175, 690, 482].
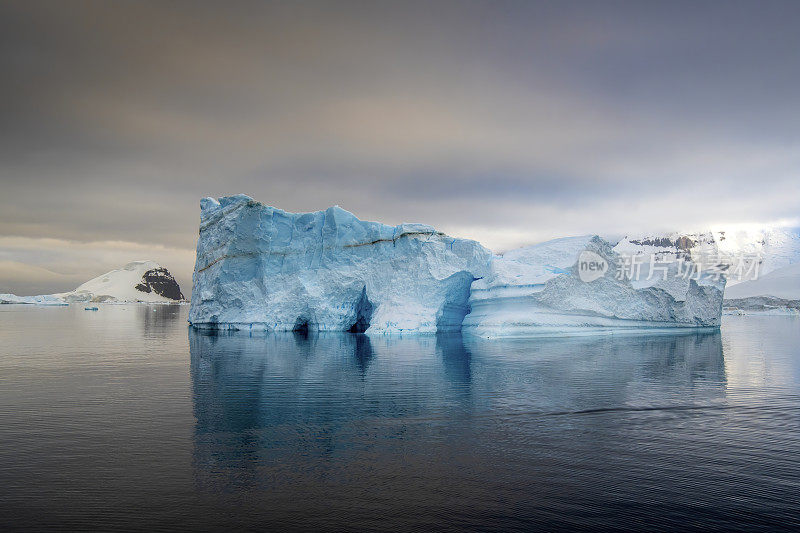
[675, 236, 697, 250]
[628, 235, 698, 251]
[629, 237, 675, 248]
[134, 267, 184, 300]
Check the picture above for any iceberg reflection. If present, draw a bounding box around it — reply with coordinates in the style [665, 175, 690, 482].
[189, 329, 725, 492]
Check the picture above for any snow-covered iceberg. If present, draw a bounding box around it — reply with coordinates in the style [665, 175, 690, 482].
[188, 195, 492, 332]
[462, 236, 726, 337]
[0, 293, 67, 305]
[1, 261, 185, 305]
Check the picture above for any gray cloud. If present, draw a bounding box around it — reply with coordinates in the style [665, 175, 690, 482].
[1, 0, 799, 294]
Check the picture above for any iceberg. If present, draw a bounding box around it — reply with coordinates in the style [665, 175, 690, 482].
[188, 195, 492, 332]
[461, 236, 726, 337]
[188, 196, 726, 336]
[0, 293, 67, 305]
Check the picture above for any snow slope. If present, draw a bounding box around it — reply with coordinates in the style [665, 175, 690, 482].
[723, 263, 800, 300]
[189, 195, 491, 333]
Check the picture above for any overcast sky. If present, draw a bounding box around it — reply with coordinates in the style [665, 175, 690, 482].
[1, 0, 799, 295]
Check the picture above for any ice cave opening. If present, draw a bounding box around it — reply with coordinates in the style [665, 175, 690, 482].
[348, 287, 373, 333]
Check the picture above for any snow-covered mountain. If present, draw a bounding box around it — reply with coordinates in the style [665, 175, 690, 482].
[56, 261, 184, 303]
[613, 226, 800, 285]
[1, 261, 185, 304]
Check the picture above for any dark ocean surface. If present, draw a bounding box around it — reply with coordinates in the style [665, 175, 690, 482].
[1, 305, 799, 531]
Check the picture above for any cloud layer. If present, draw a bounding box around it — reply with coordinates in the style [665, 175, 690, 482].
[1, 1, 799, 294]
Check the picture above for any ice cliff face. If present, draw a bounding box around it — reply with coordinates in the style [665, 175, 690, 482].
[188, 195, 492, 333]
[462, 236, 726, 337]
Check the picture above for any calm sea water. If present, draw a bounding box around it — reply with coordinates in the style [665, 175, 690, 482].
[1, 305, 799, 531]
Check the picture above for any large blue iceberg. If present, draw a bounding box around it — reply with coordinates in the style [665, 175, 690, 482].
[188, 195, 492, 332]
[189, 195, 725, 336]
